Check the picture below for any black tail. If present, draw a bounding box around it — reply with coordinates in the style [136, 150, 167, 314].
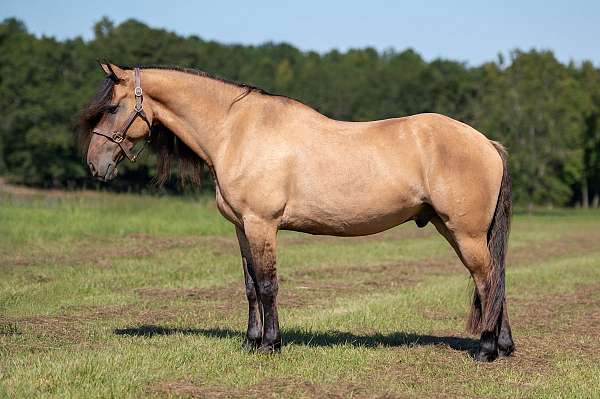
[467, 141, 512, 334]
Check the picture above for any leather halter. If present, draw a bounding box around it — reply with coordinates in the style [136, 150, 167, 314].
[92, 68, 151, 163]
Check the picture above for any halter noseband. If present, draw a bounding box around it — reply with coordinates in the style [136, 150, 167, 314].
[92, 67, 151, 163]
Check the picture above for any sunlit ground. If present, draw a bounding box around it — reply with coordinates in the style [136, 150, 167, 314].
[1, 192, 599, 398]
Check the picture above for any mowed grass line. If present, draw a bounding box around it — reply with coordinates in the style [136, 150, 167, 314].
[1, 192, 599, 398]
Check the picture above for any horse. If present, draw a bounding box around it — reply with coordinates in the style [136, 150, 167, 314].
[79, 63, 514, 362]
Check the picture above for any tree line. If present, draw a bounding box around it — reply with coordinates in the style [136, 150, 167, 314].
[1, 17, 599, 207]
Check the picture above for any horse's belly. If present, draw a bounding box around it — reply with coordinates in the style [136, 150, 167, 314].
[281, 195, 424, 236]
[282, 156, 426, 236]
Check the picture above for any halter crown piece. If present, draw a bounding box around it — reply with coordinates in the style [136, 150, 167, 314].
[92, 67, 152, 162]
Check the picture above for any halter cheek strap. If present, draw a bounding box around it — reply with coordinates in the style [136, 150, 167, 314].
[92, 68, 151, 163]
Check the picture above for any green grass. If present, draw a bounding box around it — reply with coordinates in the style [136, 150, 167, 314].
[1, 191, 599, 398]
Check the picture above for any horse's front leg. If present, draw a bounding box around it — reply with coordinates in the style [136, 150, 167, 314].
[242, 217, 281, 352]
[235, 227, 263, 350]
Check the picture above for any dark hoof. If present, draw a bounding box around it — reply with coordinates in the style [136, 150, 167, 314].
[475, 331, 498, 362]
[498, 341, 515, 357]
[242, 336, 262, 352]
[474, 349, 498, 362]
[257, 340, 282, 354]
[498, 331, 515, 357]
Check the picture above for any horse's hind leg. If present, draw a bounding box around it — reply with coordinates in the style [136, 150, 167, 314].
[431, 216, 508, 361]
[498, 299, 514, 356]
[453, 234, 502, 361]
[236, 227, 263, 350]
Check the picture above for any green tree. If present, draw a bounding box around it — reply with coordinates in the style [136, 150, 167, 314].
[577, 61, 600, 207]
[474, 50, 591, 206]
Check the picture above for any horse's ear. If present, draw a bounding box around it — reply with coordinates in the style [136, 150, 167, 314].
[97, 60, 126, 81]
[97, 59, 110, 75]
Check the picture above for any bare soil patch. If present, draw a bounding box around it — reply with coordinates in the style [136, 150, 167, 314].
[150, 377, 393, 399]
[511, 283, 600, 360]
[0, 233, 239, 268]
[0, 178, 99, 198]
[506, 233, 600, 267]
[134, 285, 245, 306]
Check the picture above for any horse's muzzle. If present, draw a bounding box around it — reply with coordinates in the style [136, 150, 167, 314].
[89, 161, 118, 181]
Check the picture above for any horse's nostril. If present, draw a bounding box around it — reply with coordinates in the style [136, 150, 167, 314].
[88, 162, 97, 176]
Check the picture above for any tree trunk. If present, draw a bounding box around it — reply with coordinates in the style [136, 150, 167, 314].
[593, 192, 599, 208]
[581, 171, 590, 209]
[581, 177, 589, 208]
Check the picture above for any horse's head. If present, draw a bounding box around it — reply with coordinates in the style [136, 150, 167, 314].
[79, 63, 154, 181]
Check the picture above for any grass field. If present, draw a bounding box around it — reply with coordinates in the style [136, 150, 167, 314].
[1, 191, 599, 398]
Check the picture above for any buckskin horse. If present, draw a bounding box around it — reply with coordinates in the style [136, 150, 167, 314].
[80, 63, 514, 362]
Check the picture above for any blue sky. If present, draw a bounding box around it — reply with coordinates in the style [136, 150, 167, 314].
[3, 0, 599, 66]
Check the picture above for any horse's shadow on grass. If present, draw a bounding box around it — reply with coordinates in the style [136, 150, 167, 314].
[114, 325, 478, 353]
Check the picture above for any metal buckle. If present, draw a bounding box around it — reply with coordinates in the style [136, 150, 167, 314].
[134, 103, 143, 112]
[112, 133, 124, 143]
[134, 87, 143, 97]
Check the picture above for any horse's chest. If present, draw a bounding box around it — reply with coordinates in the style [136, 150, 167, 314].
[214, 184, 242, 227]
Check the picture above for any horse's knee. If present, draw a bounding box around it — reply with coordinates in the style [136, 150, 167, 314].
[245, 278, 258, 302]
[256, 277, 278, 304]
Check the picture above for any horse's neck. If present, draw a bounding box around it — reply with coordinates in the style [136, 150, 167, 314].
[144, 69, 247, 166]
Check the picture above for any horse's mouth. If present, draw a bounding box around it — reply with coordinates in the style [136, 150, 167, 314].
[99, 163, 118, 181]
